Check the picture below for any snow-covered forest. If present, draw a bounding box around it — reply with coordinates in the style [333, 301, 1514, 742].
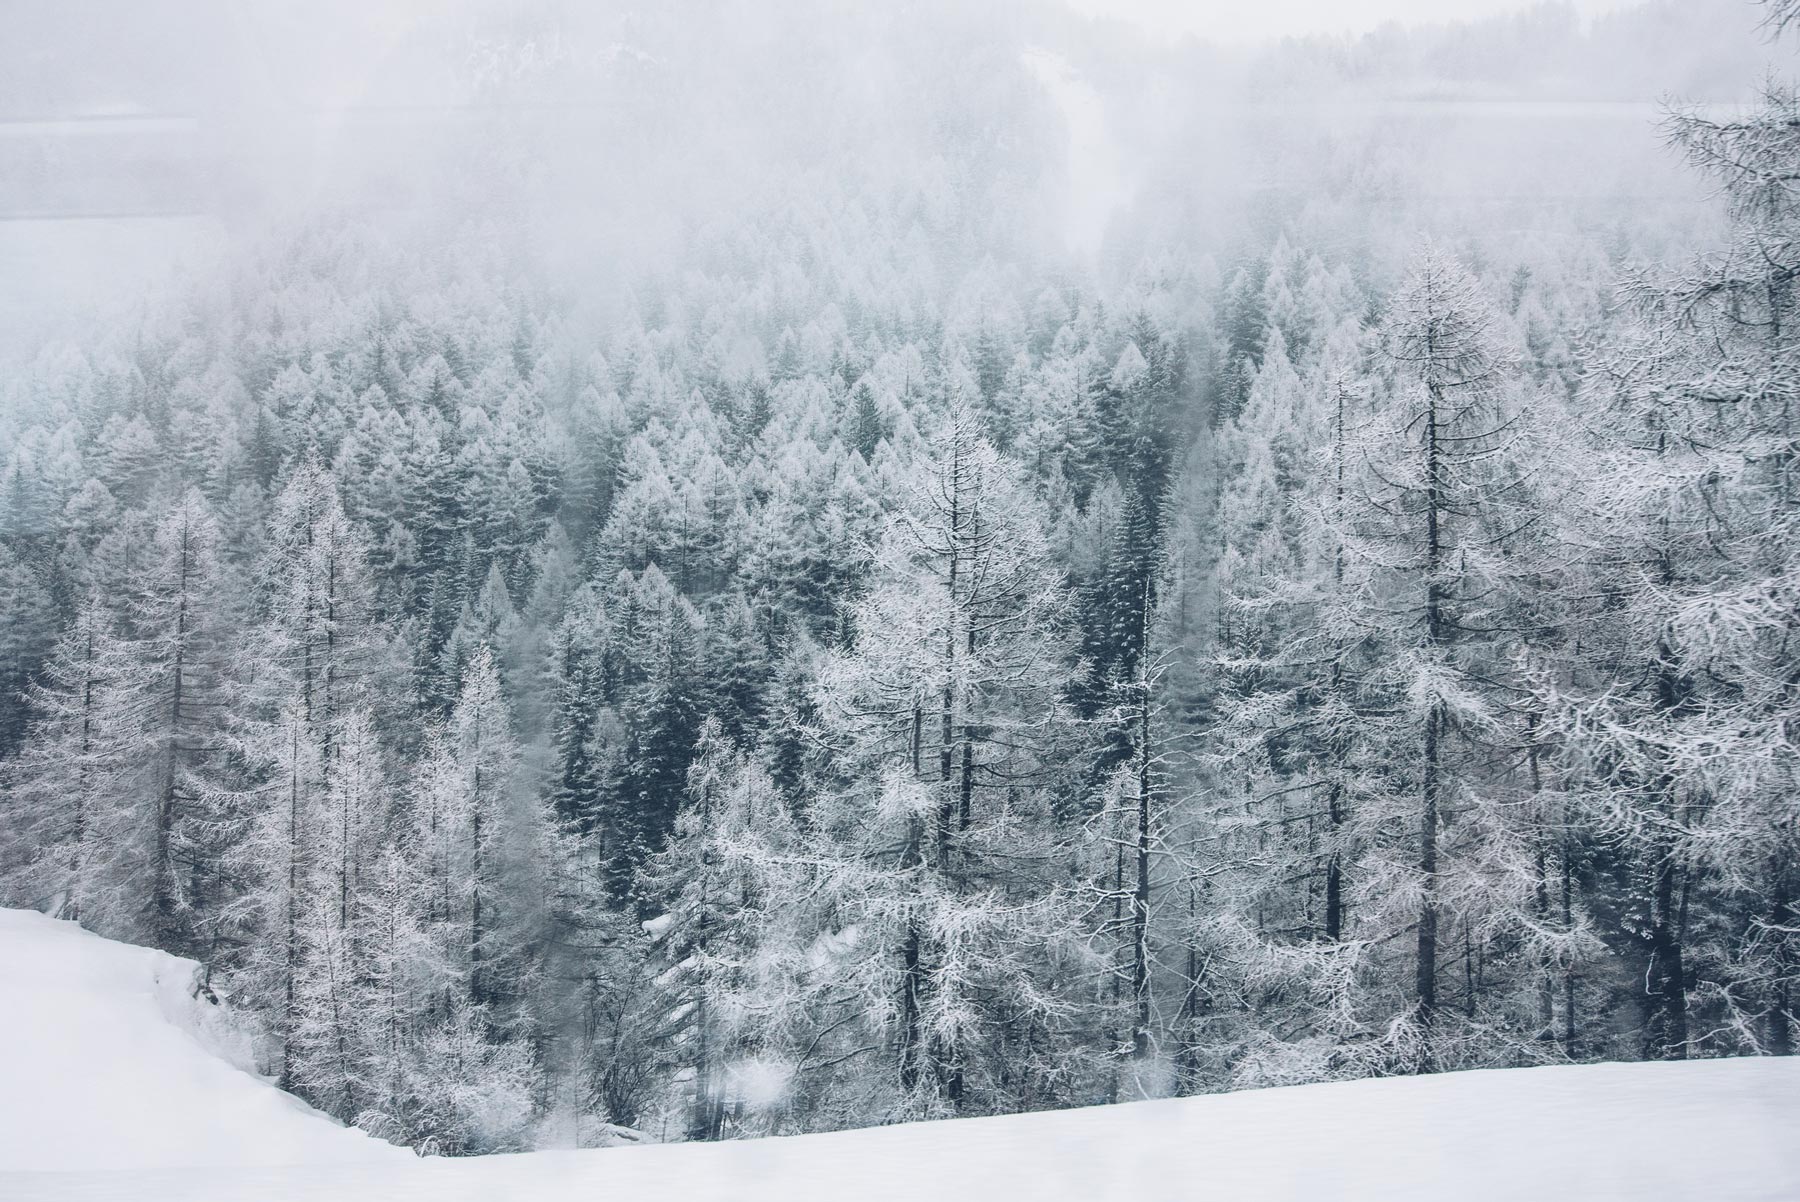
[1, 0, 1798, 1156]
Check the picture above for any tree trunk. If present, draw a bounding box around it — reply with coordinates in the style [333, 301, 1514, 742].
[1415, 362, 1444, 1071]
[899, 701, 925, 1094]
[284, 718, 301, 1091]
[1528, 720, 1553, 1042]
[1644, 837, 1688, 1059]
[691, 776, 722, 1141]
[936, 452, 964, 1108]
[471, 752, 484, 1010]
[1562, 827, 1577, 1053]
[1326, 392, 1348, 947]
[153, 532, 191, 945]
[1131, 656, 1152, 1063]
[1416, 709, 1439, 1068]
[1769, 861, 1796, 1057]
[69, 626, 96, 921]
[1324, 782, 1343, 943]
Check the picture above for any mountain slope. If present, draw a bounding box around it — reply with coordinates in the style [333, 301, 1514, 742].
[1, 907, 1796, 1202]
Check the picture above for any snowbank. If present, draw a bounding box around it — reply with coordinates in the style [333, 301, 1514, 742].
[2, 907, 1795, 1201]
[0, 909, 402, 1175]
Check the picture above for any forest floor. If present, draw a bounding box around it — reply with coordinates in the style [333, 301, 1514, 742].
[2, 907, 1796, 1202]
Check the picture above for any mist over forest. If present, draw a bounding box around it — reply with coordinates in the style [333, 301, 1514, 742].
[1, 0, 1798, 1158]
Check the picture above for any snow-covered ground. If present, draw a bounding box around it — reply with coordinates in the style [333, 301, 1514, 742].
[0, 908, 402, 1176]
[2, 908, 1796, 1202]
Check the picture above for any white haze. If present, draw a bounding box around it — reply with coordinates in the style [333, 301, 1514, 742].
[2, 0, 1796, 364]
[1064, 0, 1643, 45]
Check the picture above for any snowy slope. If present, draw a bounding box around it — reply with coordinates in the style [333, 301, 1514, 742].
[2, 908, 1797, 1202]
[0, 909, 402, 1175]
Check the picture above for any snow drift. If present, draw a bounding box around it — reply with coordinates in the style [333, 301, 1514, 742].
[1, 907, 1796, 1202]
[0, 908, 402, 1174]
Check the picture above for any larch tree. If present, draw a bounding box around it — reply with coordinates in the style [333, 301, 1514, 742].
[1197, 325, 1399, 1086]
[1544, 23, 1800, 1058]
[229, 456, 381, 1089]
[1349, 246, 1540, 1070]
[815, 397, 1090, 1116]
[126, 488, 233, 955]
[1, 592, 135, 928]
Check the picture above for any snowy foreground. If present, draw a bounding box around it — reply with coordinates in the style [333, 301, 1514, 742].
[2, 909, 1796, 1202]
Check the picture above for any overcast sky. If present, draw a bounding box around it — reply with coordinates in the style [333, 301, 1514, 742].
[1064, 0, 1642, 44]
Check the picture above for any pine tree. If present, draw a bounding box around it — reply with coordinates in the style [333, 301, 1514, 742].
[607, 592, 704, 905]
[703, 593, 769, 745]
[849, 378, 887, 462]
[548, 584, 613, 837]
[0, 542, 57, 760]
[641, 719, 800, 1140]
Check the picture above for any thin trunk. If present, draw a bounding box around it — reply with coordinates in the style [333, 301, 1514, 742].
[959, 739, 974, 834]
[339, 780, 352, 935]
[1175, 817, 1205, 1095]
[1417, 709, 1440, 1065]
[1645, 835, 1689, 1059]
[286, 526, 316, 1089]
[900, 925, 923, 1094]
[1131, 592, 1153, 1063]
[69, 625, 96, 920]
[1324, 782, 1344, 942]
[1324, 382, 1348, 945]
[471, 750, 484, 1010]
[1645, 646, 1690, 1060]
[899, 701, 924, 1094]
[691, 777, 718, 1141]
[1529, 718, 1554, 1042]
[1415, 347, 1444, 1071]
[386, 874, 402, 1114]
[1109, 802, 1124, 1104]
[284, 718, 301, 1090]
[326, 552, 347, 931]
[1561, 826, 1577, 1053]
[1462, 917, 1476, 1020]
[153, 530, 191, 942]
[324, 921, 358, 1117]
[937, 446, 963, 1107]
[938, 646, 956, 868]
[1769, 860, 1796, 1056]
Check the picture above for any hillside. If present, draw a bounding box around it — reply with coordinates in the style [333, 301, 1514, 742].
[0, 909, 402, 1174]
[1, 908, 1795, 1202]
